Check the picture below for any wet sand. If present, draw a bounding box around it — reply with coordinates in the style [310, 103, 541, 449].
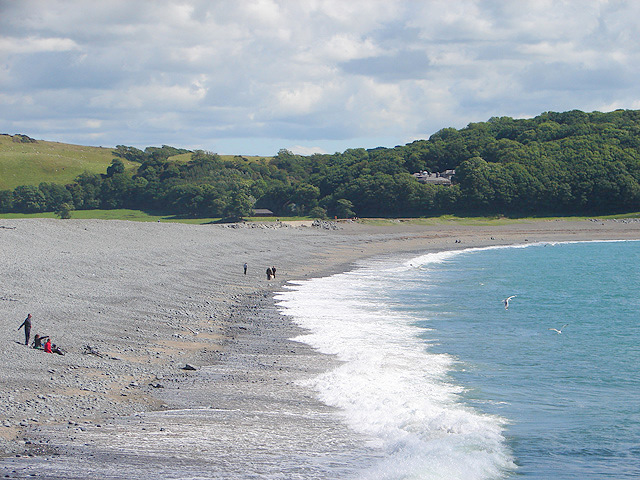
[1, 217, 639, 478]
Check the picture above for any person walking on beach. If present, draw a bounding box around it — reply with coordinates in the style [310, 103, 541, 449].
[244, 262, 248, 275]
[18, 314, 32, 346]
[266, 267, 273, 280]
[271, 266, 276, 278]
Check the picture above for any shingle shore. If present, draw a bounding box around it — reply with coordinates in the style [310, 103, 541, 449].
[1, 217, 638, 477]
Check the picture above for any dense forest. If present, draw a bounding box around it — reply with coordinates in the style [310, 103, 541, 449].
[2, 109, 640, 218]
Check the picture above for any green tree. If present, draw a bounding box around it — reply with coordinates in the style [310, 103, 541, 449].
[113, 145, 146, 163]
[106, 159, 126, 177]
[100, 173, 134, 209]
[13, 185, 46, 212]
[335, 198, 355, 218]
[291, 183, 320, 214]
[0, 190, 14, 212]
[39, 182, 73, 211]
[166, 184, 206, 216]
[308, 206, 328, 219]
[455, 157, 495, 212]
[224, 188, 254, 221]
[55, 202, 74, 219]
[71, 172, 102, 209]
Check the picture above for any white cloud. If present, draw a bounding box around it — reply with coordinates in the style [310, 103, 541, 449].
[0, 35, 79, 55]
[273, 83, 326, 115]
[289, 145, 328, 155]
[91, 80, 208, 111]
[243, 0, 282, 26]
[1, 0, 640, 155]
[316, 33, 381, 63]
[0, 93, 35, 106]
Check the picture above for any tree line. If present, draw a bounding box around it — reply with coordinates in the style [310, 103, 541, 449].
[2, 109, 640, 218]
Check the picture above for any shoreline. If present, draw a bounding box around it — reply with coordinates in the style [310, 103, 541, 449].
[1, 217, 639, 477]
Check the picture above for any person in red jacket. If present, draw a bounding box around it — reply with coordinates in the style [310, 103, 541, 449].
[44, 338, 52, 353]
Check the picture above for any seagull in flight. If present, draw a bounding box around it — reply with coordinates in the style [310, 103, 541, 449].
[503, 295, 517, 309]
[549, 324, 568, 334]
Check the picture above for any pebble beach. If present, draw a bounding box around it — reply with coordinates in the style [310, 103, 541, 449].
[1, 217, 639, 479]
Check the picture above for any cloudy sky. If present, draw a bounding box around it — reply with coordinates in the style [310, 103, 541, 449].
[1, 0, 639, 155]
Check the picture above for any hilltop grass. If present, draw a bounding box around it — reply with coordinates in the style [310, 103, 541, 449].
[0, 135, 137, 190]
[0, 135, 274, 191]
[166, 153, 192, 163]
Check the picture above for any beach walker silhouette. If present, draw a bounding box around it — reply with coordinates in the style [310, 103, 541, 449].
[18, 313, 32, 345]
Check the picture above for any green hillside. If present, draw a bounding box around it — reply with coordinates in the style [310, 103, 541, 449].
[0, 134, 137, 190]
[4, 109, 640, 219]
[0, 134, 272, 191]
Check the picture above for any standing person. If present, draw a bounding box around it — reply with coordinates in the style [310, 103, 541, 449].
[271, 266, 276, 278]
[18, 314, 32, 346]
[244, 262, 248, 275]
[266, 267, 273, 280]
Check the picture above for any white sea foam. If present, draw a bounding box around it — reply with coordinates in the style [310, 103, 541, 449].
[401, 243, 544, 271]
[403, 239, 639, 272]
[275, 254, 517, 479]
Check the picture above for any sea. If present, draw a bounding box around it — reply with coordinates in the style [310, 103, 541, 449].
[275, 240, 640, 479]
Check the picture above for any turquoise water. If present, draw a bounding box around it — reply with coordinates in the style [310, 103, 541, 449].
[276, 240, 640, 479]
[401, 241, 640, 478]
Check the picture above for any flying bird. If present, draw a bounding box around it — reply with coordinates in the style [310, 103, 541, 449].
[503, 295, 517, 309]
[549, 324, 568, 334]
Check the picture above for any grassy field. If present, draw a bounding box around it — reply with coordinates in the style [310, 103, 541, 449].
[2, 209, 638, 225]
[0, 134, 143, 190]
[353, 212, 640, 226]
[0, 209, 317, 224]
[0, 209, 211, 223]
